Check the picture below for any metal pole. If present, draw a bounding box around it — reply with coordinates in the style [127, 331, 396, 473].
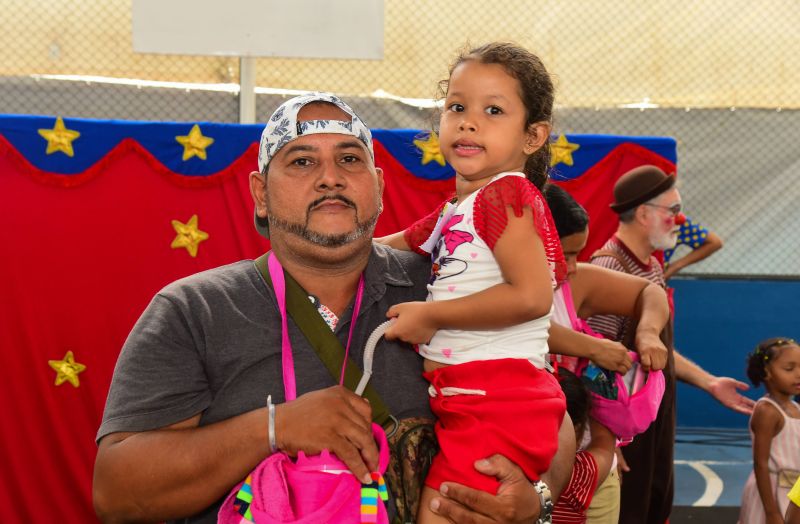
[239, 56, 256, 124]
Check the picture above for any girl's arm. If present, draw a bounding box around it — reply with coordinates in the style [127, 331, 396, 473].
[572, 264, 667, 321]
[375, 200, 450, 254]
[385, 206, 552, 344]
[750, 401, 784, 522]
[373, 231, 411, 251]
[548, 323, 632, 373]
[572, 264, 670, 371]
[585, 420, 617, 487]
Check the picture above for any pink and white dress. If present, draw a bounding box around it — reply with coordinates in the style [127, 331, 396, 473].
[738, 395, 800, 524]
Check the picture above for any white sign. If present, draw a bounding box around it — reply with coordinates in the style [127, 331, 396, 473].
[133, 0, 384, 60]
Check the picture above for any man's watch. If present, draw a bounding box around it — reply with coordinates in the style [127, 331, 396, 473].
[532, 479, 553, 524]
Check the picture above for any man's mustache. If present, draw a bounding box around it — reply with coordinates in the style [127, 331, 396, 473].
[307, 195, 357, 213]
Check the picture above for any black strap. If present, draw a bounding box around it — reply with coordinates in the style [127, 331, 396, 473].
[255, 254, 395, 431]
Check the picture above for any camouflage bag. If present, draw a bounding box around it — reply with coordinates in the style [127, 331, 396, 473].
[384, 417, 439, 524]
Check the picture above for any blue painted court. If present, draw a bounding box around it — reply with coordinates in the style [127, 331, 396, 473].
[674, 427, 751, 506]
[673, 427, 752, 522]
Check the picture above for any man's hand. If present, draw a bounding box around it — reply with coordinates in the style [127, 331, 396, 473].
[385, 301, 438, 345]
[706, 376, 756, 415]
[634, 330, 668, 371]
[590, 338, 633, 374]
[275, 386, 377, 483]
[429, 455, 540, 524]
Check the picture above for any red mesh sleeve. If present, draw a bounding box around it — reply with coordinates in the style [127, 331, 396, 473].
[473, 176, 567, 285]
[402, 199, 450, 256]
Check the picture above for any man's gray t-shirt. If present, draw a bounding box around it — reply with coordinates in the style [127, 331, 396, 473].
[98, 244, 432, 523]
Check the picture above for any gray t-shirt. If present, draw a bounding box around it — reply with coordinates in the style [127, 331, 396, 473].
[98, 243, 432, 523]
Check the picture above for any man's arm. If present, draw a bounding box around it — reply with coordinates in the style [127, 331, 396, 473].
[94, 410, 268, 523]
[673, 350, 755, 415]
[94, 386, 378, 523]
[664, 231, 723, 280]
[428, 414, 576, 523]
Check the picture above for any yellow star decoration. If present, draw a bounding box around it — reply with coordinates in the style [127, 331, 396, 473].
[37, 117, 81, 157]
[413, 132, 446, 166]
[175, 124, 215, 161]
[549, 134, 580, 167]
[171, 214, 209, 257]
[48, 351, 86, 388]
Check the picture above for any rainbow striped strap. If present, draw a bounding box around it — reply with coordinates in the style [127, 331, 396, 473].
[360, 472, 389, 523]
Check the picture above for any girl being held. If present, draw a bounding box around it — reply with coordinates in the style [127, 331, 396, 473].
[738, 338, 800, 524]
[379, 42, 567, 523]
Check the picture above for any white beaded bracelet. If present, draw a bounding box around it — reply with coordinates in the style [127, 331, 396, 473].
[267, 394, 277, 454]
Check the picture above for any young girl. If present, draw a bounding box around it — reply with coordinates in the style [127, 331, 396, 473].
[552, 368, 616, 524]
[738, 338, 800, 524]
[378, 42, 568, 523]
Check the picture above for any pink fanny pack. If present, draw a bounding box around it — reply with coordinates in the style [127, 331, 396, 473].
[575, 352, 665, 444]
[217, 424, 390, 524]
[217, 254, 391, 523]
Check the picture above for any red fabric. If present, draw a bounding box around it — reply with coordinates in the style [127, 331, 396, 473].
[0, 128, 669, 521]
[0, 141, 267, 524]
[372, 140, 455, 236]
[0, 135, 452, 523]
[553, 143, 676, 262]
[422, 359, 566, 494]
[473, 175, 567, 284]
[402, 201, 450, 256]
[552, 451, 599, 523]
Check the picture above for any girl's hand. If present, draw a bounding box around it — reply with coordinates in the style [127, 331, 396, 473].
[766, 510, 785, 524]
[385, 301, 438, 345]
[634, 330, 668, 371]
[590, 339, 633, 374]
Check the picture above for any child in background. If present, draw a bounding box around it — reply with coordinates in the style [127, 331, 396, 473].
[738, 338, 800, 524]
[552, 368, 616, 524]
[378, 42, 567, 523]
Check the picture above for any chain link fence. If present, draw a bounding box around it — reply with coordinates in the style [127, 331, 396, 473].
[1, 0, 798, 276]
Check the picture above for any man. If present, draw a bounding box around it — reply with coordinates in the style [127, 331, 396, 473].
[587, 165, 756, 524]
[93, 93, 573, 524]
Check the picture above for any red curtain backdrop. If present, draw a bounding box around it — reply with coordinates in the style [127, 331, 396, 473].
[0, 116, 674, 522]
[552, 142, 676, 261]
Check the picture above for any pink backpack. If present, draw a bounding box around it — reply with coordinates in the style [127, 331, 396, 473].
[556, 282, 664, 443]
[575, 352, 665, 444]
[218, 254, 391, 524]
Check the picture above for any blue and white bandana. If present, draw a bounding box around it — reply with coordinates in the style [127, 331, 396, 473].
[257, 92, 374, 174]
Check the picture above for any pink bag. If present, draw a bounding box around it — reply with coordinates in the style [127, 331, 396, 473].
[575, 352, 665, 444]
[218, 254, 391, 523]
[217, 424, 390, 524]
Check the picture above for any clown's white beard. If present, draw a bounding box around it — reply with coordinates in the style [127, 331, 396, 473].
[649, 229, 678, 251]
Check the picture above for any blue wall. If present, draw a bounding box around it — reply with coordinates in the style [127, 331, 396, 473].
[672, 277, 800, 428]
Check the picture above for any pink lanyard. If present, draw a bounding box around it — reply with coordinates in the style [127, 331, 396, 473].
[267, 253, 365, 401]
